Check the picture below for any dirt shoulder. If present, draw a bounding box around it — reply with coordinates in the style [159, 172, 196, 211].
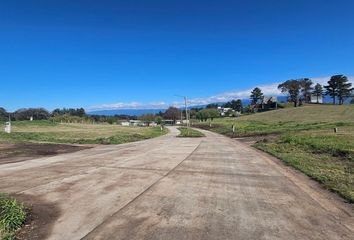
[0, 143, 92, 165]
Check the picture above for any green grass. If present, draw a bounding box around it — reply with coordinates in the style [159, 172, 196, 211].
[194, 104, 354, 202]
[255, 137, 354, 202]
[0, 194, 26, 240]
[194, 104, 354, 137]
[0, 121, 168, 144]
[177, 127, 205, 137]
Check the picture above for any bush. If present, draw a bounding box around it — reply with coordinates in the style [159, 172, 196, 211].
[0, 194, 26, 239]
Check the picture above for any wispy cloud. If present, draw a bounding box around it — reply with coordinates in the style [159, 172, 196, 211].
[88, 76, 354, 111]
[90, 101, 169, 111]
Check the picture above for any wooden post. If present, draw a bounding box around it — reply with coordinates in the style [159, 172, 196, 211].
[334, 128, 338, 133]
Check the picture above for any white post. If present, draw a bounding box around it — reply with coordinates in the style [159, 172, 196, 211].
[4, 122, 11, 134]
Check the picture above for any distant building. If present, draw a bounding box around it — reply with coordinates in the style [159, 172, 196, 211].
[129, 120, 145, 126]
[217, 107, 234, 116]
[258, 96, 278, 109]
[310, 95, 323, 104]
[120, 121, 130, 126]
[162, 120, 174, 125]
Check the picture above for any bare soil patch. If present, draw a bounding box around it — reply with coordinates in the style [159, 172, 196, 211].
[235, 134, 279, 146]
[14, 194, 61, 240]
[0, 143, 91, 165]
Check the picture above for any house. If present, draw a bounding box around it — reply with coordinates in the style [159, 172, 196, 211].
[129, 120, 145, 126]
[310, 95, 323, 104]
[162, 119, 174, 125]
[120, 121, 130, 126]
[217, 107, 234, 116]
[258, 96, 278, 109]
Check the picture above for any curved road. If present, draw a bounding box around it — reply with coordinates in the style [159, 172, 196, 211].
[0, 127, 353, 239]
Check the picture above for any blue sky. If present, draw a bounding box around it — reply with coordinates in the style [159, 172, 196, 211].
[1, 0, 354, 111]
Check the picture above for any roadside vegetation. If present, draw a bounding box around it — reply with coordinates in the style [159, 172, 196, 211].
[177, 127, 205, 138]
[0, 120, 167, 145]
[195, 104, 354, 202]
[0, 194, 27, 240]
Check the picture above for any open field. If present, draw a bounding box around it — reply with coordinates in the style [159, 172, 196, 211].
[177, 127, 205, 137]
[0, 121, 168, 145]
[0, 121, 168, 165]
[194, 104, 354, 137]
[194, 104, 354, 202]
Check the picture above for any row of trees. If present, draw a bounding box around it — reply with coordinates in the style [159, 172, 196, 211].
[11, 108, 50, 121]
[0, 107, 137, 124]
[137, 106, 221, 124]
[277, 75, 353, 107]
[52, 108, 86, 117]
[324, 75, 353, 105]
[0, 107, 9, 121]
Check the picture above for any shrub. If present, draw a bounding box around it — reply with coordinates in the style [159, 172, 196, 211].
[0, 194, 26, 239]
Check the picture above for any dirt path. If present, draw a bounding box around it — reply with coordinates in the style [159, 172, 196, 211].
[0, 143, 91, 165]
[0, 127, 352, 240]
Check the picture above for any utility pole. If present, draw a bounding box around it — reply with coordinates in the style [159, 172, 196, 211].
[175, 95, 190, 127]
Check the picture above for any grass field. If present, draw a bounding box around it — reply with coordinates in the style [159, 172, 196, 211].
[194, 104, 354, 202]
[0, 121, 168, 145]
[177, 127, 205, 137]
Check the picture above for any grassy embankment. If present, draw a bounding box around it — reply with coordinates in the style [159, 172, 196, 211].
[0, 194, 26, 240]
[177, 127, 205, 137]
[0, 120, 168, 145]
[195, 104, 354, 202]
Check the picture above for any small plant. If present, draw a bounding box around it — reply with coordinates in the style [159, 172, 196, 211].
[0, 194, 27, 240]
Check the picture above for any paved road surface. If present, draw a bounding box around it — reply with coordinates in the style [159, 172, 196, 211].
[0, 127, 353, 240]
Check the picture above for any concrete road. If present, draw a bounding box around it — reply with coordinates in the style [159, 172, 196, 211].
[0, 127, 353, 240]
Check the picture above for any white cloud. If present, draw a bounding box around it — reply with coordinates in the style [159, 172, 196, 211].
[88, 76, 354, 111]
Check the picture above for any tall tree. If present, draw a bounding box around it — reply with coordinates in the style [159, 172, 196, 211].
[206, 103, 218, 109]
[163, 107, 181, 123]
[138, 113, 155, 123]
[278, 80, 301, 107]
[233, 99, 243, 112]
[324, 76, 339, 104]
[250, 87, 264, 105]
[0, 107, 8, 121]
[300, 78, 313, 103]
[224, 99, 243, 112]
[312, 83, 323, 104]
[335, 75, 353, 105]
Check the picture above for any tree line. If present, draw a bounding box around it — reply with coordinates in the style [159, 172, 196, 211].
[278, 75, 353, 107]
[248, 75, 353, 107]
[0, 107, 137, 123]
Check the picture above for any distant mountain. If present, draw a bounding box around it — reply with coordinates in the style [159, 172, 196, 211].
[88, 109, 167, 116]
